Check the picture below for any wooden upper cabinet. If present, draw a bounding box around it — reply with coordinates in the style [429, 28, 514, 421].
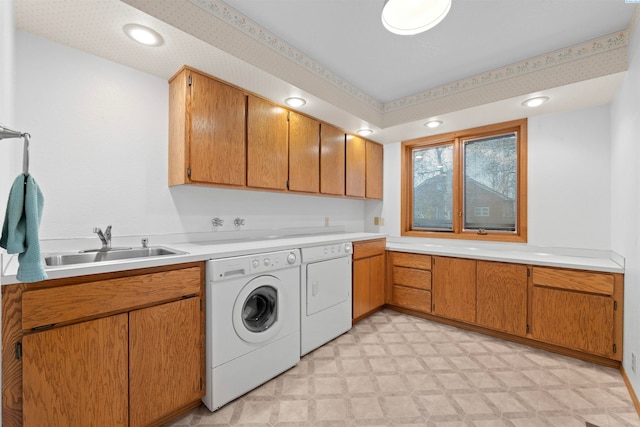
[247, 95, 289, 190]
[288, 112, 320, 193]
[346, 135, 366, 198]
[476, 261, 528, 336]
[168, 67, 246, 187]
[365, 140, 383, 199]
[320, 123, 346, 196]
[432, 256, 476, 323]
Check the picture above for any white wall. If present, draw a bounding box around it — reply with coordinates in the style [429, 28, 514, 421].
[611, 13, 640, 398]
[13, 31, 366, 243]
[370, 105, 613, 251]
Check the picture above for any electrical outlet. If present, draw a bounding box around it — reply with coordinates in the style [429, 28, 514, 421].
[374, 216, 380, 226]
[633, 353, 637, 374]
[379, 217, 385, 226]
[324, 216, 329, 227]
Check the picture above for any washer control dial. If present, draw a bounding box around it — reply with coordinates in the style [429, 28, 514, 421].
[287, 252, 297, 264]
[251, 258, 259, 269]
[263, 258, 270, 267]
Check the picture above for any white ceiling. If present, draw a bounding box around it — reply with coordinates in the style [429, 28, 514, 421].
[13, 0, 639, 143]
[222, 0, 635, 103]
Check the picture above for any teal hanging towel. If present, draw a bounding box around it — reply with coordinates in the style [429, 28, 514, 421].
[0, 174, 48, 282]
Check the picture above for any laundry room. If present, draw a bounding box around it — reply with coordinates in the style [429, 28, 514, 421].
[1, 0, 640, 426]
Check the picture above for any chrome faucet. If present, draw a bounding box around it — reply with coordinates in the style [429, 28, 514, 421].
[93, 225, 112, 251]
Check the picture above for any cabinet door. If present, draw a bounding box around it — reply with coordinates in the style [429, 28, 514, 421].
[432, 257, 476, 323]
[476, 261, 527, 336]
[365, 140, 383, 199]
[531, 286, 614, 357]
[289, 112, 320, 193]
[23, 315, 128, 427]
[247, 95, 289, 190]
[129, 297, 203, 427]
[189, 71, 246, 186]
[353, 258, 371, 320]
[369, 254, 385, 310]
[320, 123, 346, 195]
[346, 135, 366, 197]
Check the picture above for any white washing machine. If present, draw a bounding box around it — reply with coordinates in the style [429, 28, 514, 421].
[300, 242, 352, 356]
[203, 249, 301, 411]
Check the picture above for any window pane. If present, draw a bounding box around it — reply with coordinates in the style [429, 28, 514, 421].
[412, 145, 453, 230]
[463, 134, 517, 231]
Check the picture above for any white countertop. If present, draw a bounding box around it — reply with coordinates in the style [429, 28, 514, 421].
[0, 232, 384, 285]
[386, 237, 624, 273]
[1, 231, 625, 285]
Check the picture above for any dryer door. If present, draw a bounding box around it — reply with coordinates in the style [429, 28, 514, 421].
[233, 275, 284, 343]
[306, 257, 351, 316]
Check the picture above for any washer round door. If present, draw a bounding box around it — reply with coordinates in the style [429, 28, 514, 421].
[233, 275, 285, 343]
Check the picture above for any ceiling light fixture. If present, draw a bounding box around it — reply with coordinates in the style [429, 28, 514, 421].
[284, 97, 307, 108]
[357, 128, 374, 137]
[382, 0, 452, 36]
[424, 120, 443, 128]
[123, 23, 164, 47]
[521, 96, 550, 108]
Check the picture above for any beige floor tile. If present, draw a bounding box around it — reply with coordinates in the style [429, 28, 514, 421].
[351, 397, 384, 419]
[315, 398, 347, 421]
[314, 376, 345, 395]
[419, 394, 459, 416]
[277, 400, 308, 423]
[376, 374, 406, 393]
[382, 395, 421, 418]
[345, 375, 376, 394]
[451, 393, 496, 415]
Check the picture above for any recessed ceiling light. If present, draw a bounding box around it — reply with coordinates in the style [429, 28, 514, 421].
[382, 0, 452, 36]
[424, 120, 443, 128]
[123, 23, 164, 47]
[357, 128, 374, 137]
[284, 97, 307, 108]
[521, 96, 550, 108]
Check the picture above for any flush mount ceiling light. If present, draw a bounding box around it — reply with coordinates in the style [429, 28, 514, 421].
[521, 96, 550, 108]
[382, 0, 452, 35]
[284, 97, 307, 107]
[424, 120, 443, 128]
[123, 23, 164, 47]
[357, 128, 374, 137]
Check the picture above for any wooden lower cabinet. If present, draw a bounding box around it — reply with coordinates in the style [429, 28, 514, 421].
[530, 266, 621, 359]
[130, 297, 203, 427]
[476, 261, 528, 336]
[432, 256, 476, 323]
[23, 315, 129, 427]
[387, 251, 624, 363]
[4, 263, 205, 427]
[353, 239, 386, 320]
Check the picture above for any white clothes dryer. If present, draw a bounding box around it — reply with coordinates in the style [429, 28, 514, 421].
[203, 249, 301, 411]
[300, 242, 352, 356]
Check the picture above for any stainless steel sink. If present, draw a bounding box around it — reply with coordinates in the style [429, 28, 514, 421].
[43, 246, 187, 267]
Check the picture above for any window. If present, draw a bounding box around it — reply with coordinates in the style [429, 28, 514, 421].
[401, 119, 527, 242]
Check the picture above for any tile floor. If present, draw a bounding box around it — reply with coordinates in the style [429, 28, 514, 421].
[166, 309, 640, 426]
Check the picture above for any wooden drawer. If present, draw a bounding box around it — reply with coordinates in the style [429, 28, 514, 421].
[532, 267, 614, 296]
[22, 266, 202, 330]
[393, 266, 431, 291]
[392, 285, 431, 313]
[391, 252, 432, 270]
[353, 238, 386, 260]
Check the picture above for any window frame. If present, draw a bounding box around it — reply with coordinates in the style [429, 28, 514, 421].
[401, 119, 528, 243]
